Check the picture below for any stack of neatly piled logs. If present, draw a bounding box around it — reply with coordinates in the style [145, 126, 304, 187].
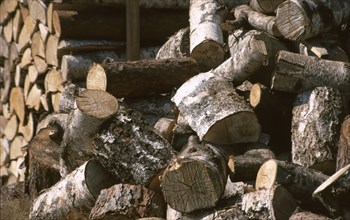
[1, 0, 350, 219]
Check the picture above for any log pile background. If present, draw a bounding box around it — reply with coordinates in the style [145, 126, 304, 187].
[0, 0, 350, 219]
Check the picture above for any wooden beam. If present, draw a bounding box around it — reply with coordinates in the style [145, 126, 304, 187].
[126, 0, 140, 61]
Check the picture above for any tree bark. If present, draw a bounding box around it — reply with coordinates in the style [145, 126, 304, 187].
[154, 118, 175, 144]
[337, 115, 350, 171]
[249, 0, 286, 14]
[271, 50, 350, 97]
[156, 27, 190, 59]
[89, 184, 166, 220]
[29, 160, 116, 220]
[172, 71, 260, 144]
[289, 211, 332, 220]
[189, 0, 226, 71]
[161, 135, 227, 213]
[275, 0, 350, 41]
[228, 155, 267, 182]
[292, 86, 343, 175]
[93, 106, 173, 186]
[86, 57, 199, 98]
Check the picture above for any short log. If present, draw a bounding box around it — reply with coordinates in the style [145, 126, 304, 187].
[156, 27, 190, 59]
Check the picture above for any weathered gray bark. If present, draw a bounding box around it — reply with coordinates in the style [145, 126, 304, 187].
[172, 71, 260, 144]
[156, 27, 190, 59]
[161, 136, 227, 213]
[89, 184, 166, 220]
[29, 160, 116, 220]
[93, 105, 173, 186]
[271, 50, 350, 97]
[292, 87, 343, 175]
[228, 155, 267, 182]
[275, 0, 350, 40]
[289, 211, 332, 220]
[337, 115, 350, 171]
[249, 0, 286, 14]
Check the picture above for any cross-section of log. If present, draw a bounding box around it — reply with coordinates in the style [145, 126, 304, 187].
[275, 0, 350, 41]
[93, 106, 173, 185]
[9, 87, 25, 124]
[313, 164, 350, 219]
[241, 185, 297, 219]
[89, 184, 166, 220]
[189, 0, 226, 71]
[271, 50, 350, 97]
[215, 30, 285, 86]
[255, 159, 278, 190]
[292, 87, 343, 175]
[156, 27, 190, 59]
[46, 34, 59, 66]
[249, 0, 285, 14]
[172, 71, 260, 144]
[161, 135, 227, 213]
[29, 160, 116, 220]
[60, 89, 118, 174]
[86, 57, 199, 98]
[337, 115, 350, 171]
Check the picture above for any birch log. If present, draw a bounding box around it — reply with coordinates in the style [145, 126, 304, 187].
[275, 0, 350, 41]
[337, 115, 350, 171]
[189, 0, 226, 71]
[60, 89, 118, 175]
[29, 160, 116, 220]
[250, 0, 286, 14]
[271, 50, 350, 97]
[172, 71, 260, 144]
[161, 135, 227, 213]
[156, 27, 190, 59]
[292, 87, 343, 175]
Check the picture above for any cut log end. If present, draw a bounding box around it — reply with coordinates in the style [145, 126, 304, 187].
[255, 159, 277, 190]
[86, 63, 107, 91]
[249, 83, 263, 108]
[191, 40, 225, 71]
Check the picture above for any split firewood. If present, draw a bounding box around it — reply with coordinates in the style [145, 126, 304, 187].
[1, 60, 11, 103]
[60, 89, 118, 175]
[154, 118, 175, 143]
[31, 31, 47, 74]
[14, 65, 25, 88]
[3, 17, 13, 43]
[89, 184, 166, 220]
[45, 34, 59, 66]
[29, 0, 47, 25]
[189, 0, 226, 71]
[241, 185, 297, 219]
[26, 83, 43, 111]
[313, 164, 350, 219]
[249, 0, 285, 14]
[255, 159, 278, 190]
[86, 57, 199, 98]
[18, 111, 35, 142]
[275, 0, 350, 41]
[292, 86, 343, 175]
[161, 135, 227, 213]
[38, 23, 49, 42]
[0, 138, 10, 166]
[9, 135, 25, 160]
[44, 69, 63, 93]
[289, 211, 332, 220]
[215, 29, 285, 86]
[172, 71, 260, 144]
[29, 160, 116, 220]
[20, 47, 32, 69]
[93, 106, 173, 185]
[17, 15, 37, 52]
[23, 74, 32, 100]
[156, 27, 190, 59]
[51, 92, 62, 112]
[4, 115, 18, 141]
[27, 65, 38, 83]
[337, 115, 350, 171]
[0, 36, 9, 63]
[9, 87, 25, 124]
[272, 50, 350, 97]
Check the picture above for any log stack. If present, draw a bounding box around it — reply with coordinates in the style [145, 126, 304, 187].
[1, 0, 350, 220]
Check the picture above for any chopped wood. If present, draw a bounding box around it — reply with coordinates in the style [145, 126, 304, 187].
[40, 94, 50, 112]
[31, 31, 45, 58]
[0, 36, 9, 61]
[154, 118, 175, 143]
[29, 160, 116, 220]
[17, 15, 37, 52]
[18, 111, 35, 142]
[44, 69, 63, 93]
[292, 86, 343, 175]
[156, 27, 190, 59]
[45, 34, 58, 66]
[89, 184, 166, 219]
[172, 71, 260, 144]
[255, 159, 277, 190]
[275, 0, 350, 41]
[2, 103, 12, 119]
[9, 135, 24, 160]
[4, 0, 18, 14]
[14, 65, 24, 87]
[189, 0, 226, 71]
[249, 0, 285, 14]
[29, 0, 47, 25]
[51, 92, 61, 112]
[4, 114, 18, 141]
[38, 23, 49, 42]
[9, 87, 25, 124]
[26, 83, 43, 110]
[86, 57, 199, 98]
[337, 115, 350, 171]
[20, 47, 32, 69]
[1, 60, 12, 103]
[28, 65, 38, 82]
[3, 17, 13, 43]
[23, 74, 32, 101]
[289, 211, 332, 220]
[161, 135, 227, 213]
[12, 9, 24, 42]
[272, 50, 350, 97]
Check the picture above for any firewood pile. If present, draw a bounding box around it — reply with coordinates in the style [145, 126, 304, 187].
[1, 0, 350, 219]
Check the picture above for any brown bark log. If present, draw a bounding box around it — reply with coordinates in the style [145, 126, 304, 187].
[337, 115, 350, 171]
[249, 0, 286, 14]
[156, 27, 190, 59]
[93, 106, 173, 186]
[271, 50, 350, 97]
[89, 184, 166, 220]
[86, 57, 199, 98]
[292, 87, 343, 175]
[172, 71, 260, 144]
[161, 135, 227, 213]
[275, 0, 350, 41]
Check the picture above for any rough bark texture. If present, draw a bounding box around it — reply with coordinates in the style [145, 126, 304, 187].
[90, 184, 166, 220]
[93, 106, 174, 186]
[292, 87, 343, 174]
[161, 136, 227, 213]
[156, 27, 190, 59]
[87, 57, 199, 98]
[275, 0, 350, 41]
[228, 155, 266, 182]
[189, 0, 226, 71]
[172, 71, 260, 144]
[337, 115, 350, 171]
[272, 50, 350, 97]
[289, 211, 332, 220]
[249, 0, 286, 14]
[29, 160, 116, 220]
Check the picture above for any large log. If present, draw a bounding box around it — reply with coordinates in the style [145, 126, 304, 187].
[249, 0, 286, 14]
[29, 160, 116, 220]
[86, 57, 199, 98]
[292, 86, 343, 175]
[161, 135, 227, 213]
[93, 106, 174, 186]
[337, 115, 350, 171]
[156, 27, 190, 59]
[275, 0, 350, 41]
[172, 71, 260, 144]
[271, 50, 350, 97]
